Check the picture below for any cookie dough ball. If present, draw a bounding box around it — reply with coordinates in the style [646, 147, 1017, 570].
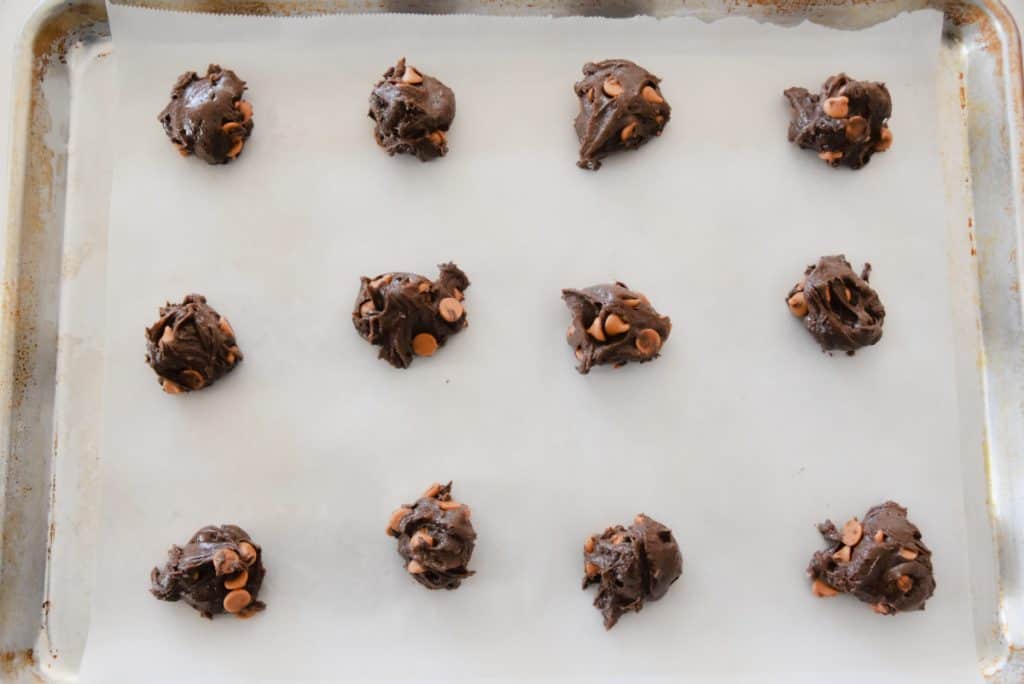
[808, 501, 935, 615]
[785, 255, 885, 354]
[353, 263, 469, 369]
[150, 524, 266, 619]
[784, 73, 892, 169]
[582, 514, 683, 629]
[563, 282, 671, 374]
[574, 59, 670, 171]
[158, 64, 253, 164]
[368, 58, 455, 161]
[145, 294, 242, 394]
[386, 482, 476, 590]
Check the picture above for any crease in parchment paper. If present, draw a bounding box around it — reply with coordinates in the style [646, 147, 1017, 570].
[81, 6, 977, 683]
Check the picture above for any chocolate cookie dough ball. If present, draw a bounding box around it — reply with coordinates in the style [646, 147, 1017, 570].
[582, 514, 683, 629]
[368, 58, 455, 161]
[808, 501, 935, 615]
[785, 255, 885, 354]
[784, 73, 892, 169]
[353, 263, 469, 369]
[563, 282, 671, 374]
[158, 64, 253, 164]
[574, 59, 670, 171]
[145, 294, 242, 394]
[150, 524, 266, 619]
[386, 482, 476, 590]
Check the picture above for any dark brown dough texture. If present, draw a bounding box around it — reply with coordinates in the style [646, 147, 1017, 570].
[784, 73, 892, 170]
[563, 282, 671, 374]
[150, 524, 266, 619]
[808, 501, 935, 615]
[368, 58, 455, 161]
[386, 482, 476, 590]
[574, 59, 671, 171]
[145, 294, 242, 394]
[582, 514, 683, 629]
[352, 263, 469, 369]
[785, 255, 884, 354]
[158, 64, 253, 165]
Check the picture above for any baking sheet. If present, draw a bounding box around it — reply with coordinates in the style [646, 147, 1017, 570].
[82, 6, 977, 682]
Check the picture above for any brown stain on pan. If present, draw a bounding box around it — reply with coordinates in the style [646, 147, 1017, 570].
[946, 1, 1006, 71]
[0, 649, 37, 678]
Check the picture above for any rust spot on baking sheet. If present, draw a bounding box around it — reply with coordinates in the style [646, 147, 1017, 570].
[960, 84, 967, 109]
[0, 649, 36, 677]
[946, 1, 1003, 63]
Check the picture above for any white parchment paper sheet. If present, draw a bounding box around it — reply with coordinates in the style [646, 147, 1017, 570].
[82, 6, 977, 682]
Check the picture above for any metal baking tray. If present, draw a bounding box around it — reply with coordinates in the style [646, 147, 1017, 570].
[1, 0, 1021, 681]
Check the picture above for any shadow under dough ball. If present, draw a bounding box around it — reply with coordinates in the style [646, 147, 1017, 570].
[784, 73, 892, 169]
[386, 482, 476, 590]
[574, 59, 671, 170]
[150, 524, 266, 619]
[352, 263, 469, 369]
[159, 64, 253, 164]
[563, 281, 671, 374]
[368, 57, 455, 161]
[808, 501, 936, 615]
[582, 514, 683, 629]
[145, 294, 242, 394]
[785, 255, 885, 354]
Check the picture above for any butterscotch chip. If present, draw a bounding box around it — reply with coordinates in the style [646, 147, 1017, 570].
[180, 369, 205, 390]
[438, 297, 464, 323]
[387, 507, 412, 536]
[213, 548, 242, 576]
[604, 314, 630, 336]
[224, 569, 249, 590]
[223, 589, 252, 613]
[899, 548, 918, 561]
[832, 546, 852, 564]
[641, 85, 664, 104]
[412, 333, 438, 357]
[635, 328, 662, 357]
[812, 579, 839, 597]
[602, 77, 624, 97]
[787, 291, 808, 317]
[841, 519, 863, 547]
[235, 99, 253, 122]
[897, 575, 913, 593]
[410, 530, 434, 549]
[238, 541, 258, 566]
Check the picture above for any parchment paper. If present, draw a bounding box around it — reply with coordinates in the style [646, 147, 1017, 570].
[82, 6, 977, 682]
